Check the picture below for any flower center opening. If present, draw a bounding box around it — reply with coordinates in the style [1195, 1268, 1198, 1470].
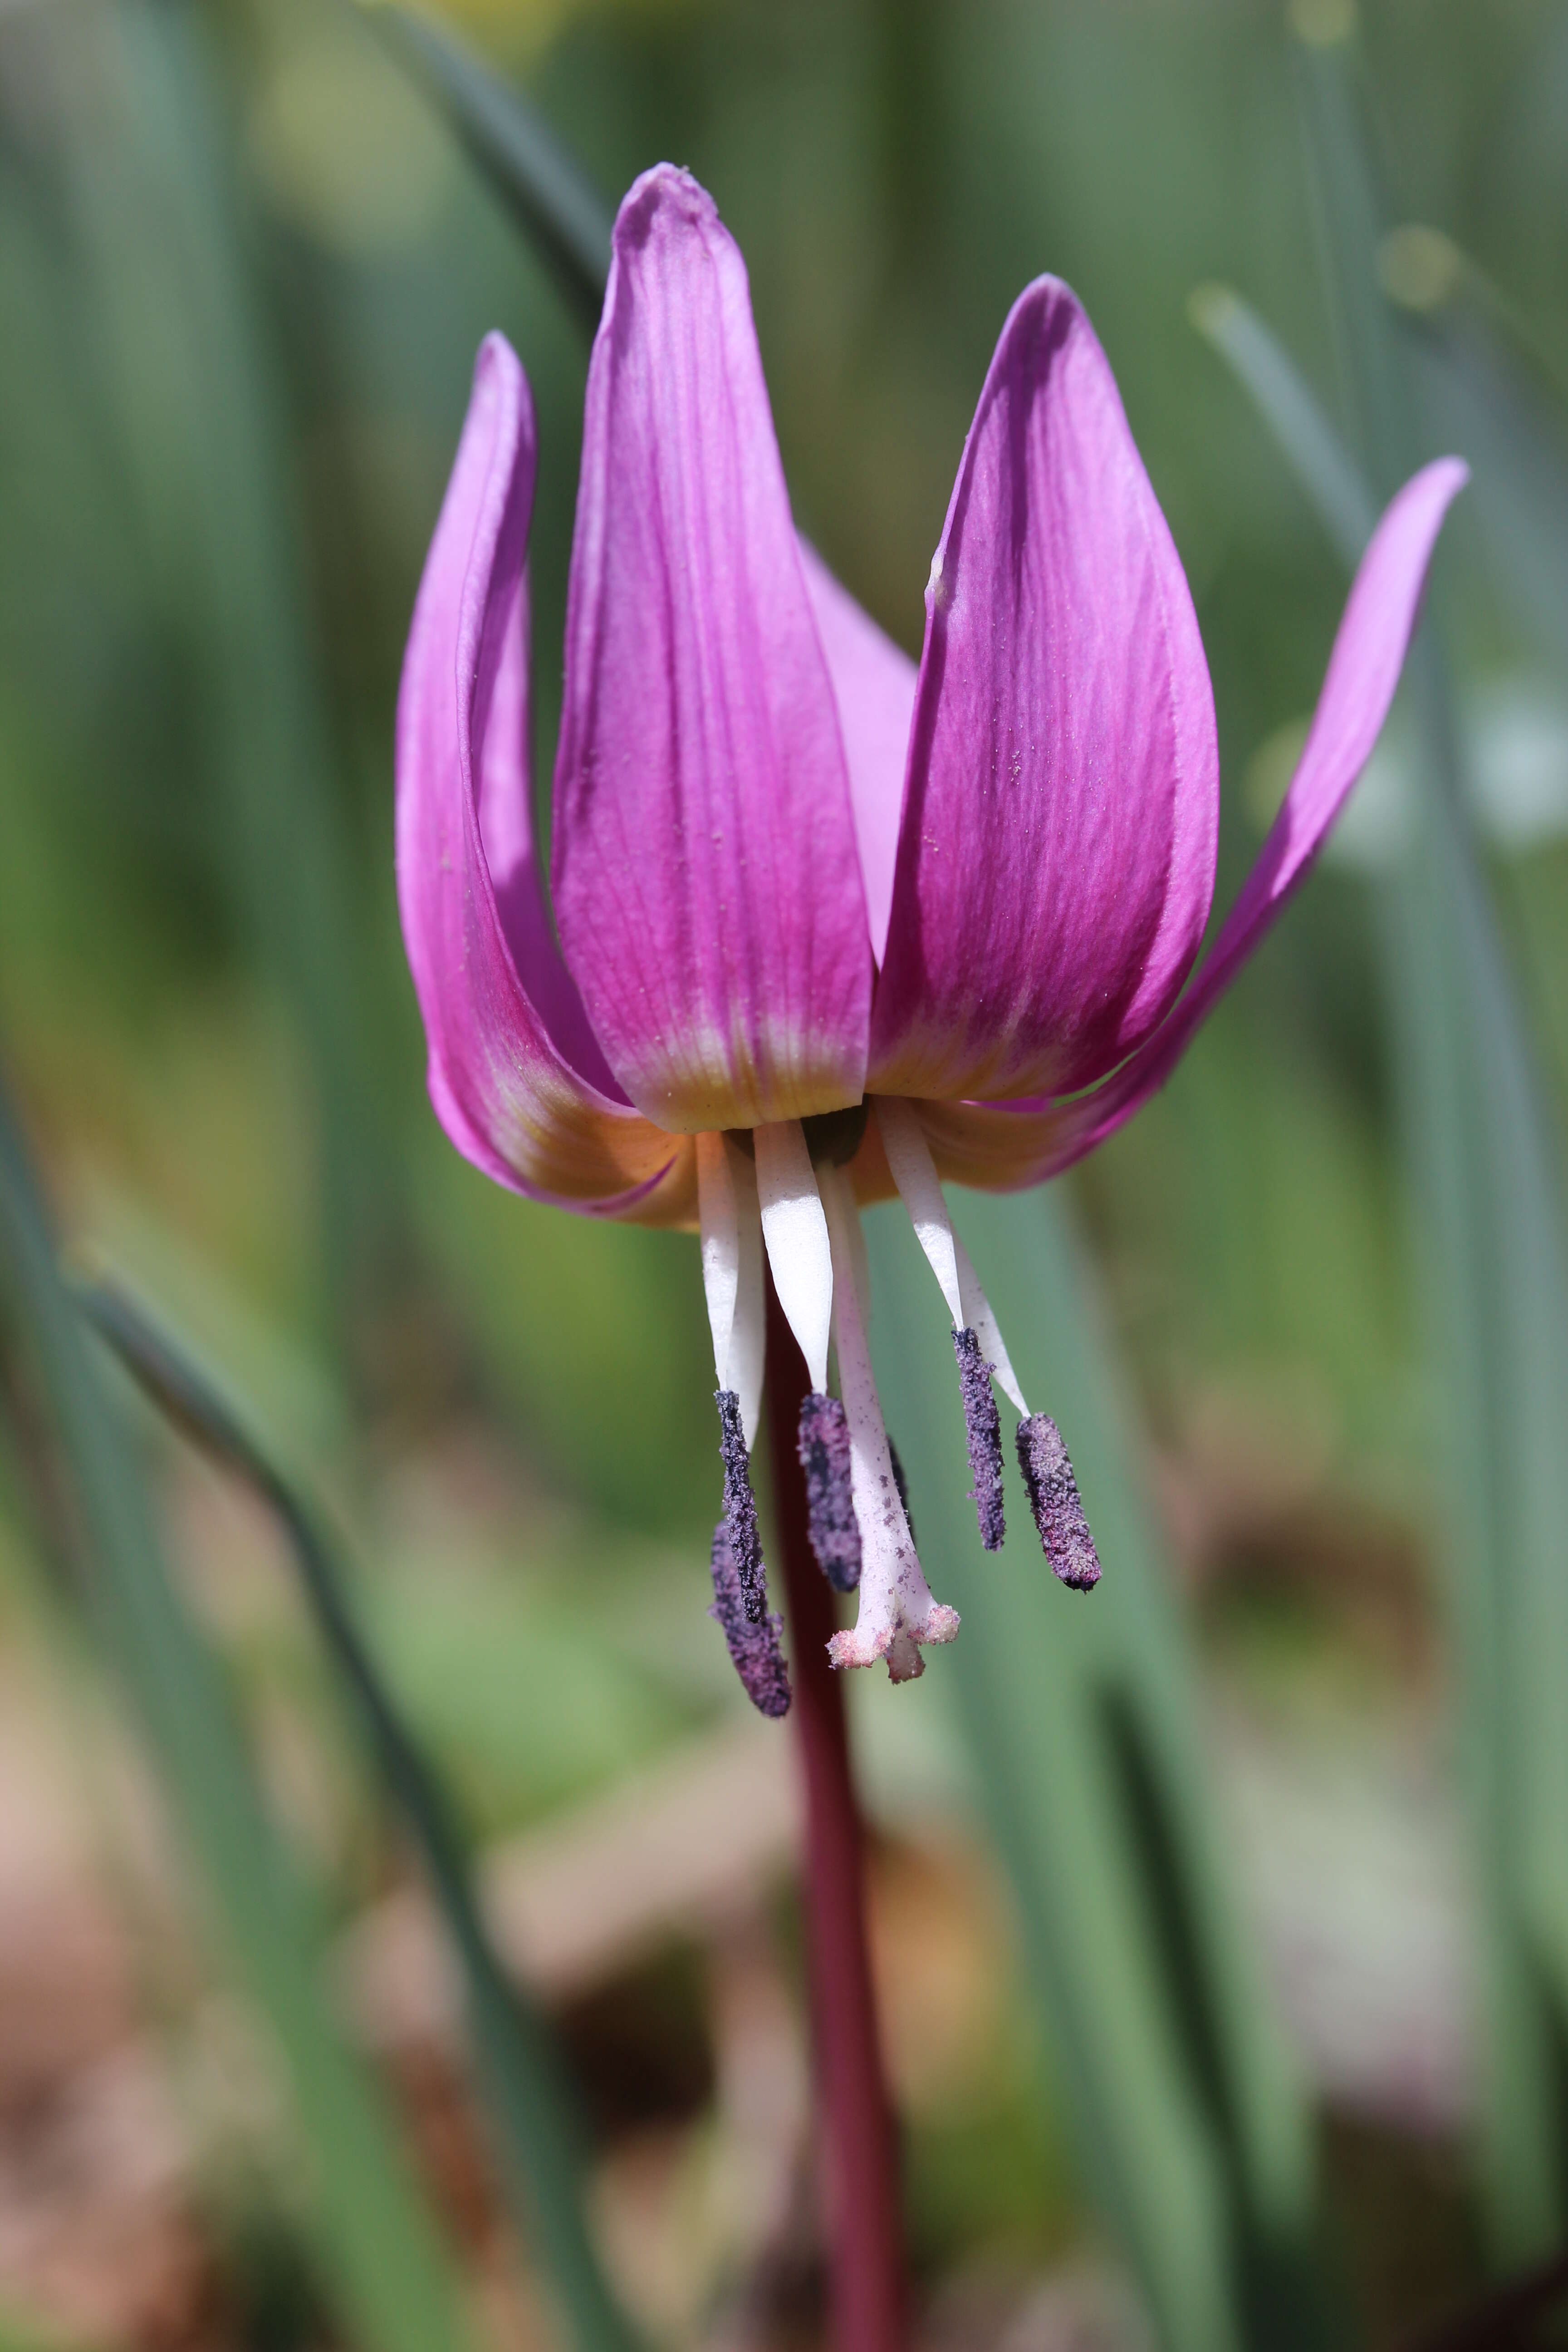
[693, 1102, 1101, 1717]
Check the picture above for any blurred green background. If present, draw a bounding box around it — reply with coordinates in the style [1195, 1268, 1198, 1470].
[2, 0, 1568, 2346]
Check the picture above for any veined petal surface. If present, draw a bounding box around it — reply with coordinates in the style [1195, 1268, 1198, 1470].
[920, 457, 1470, 1191]
[397, 333, 689, 1223]
[553, 166, 872, 1134]
[870, 279, 1220, 1102]
[797, 541, 917, 968]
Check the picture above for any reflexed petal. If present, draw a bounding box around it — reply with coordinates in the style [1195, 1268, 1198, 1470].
[918, 457, 1470, 1191]
[397, 332, 688, 1223]
[797, 541, 917, 967]
[870, 278, 1220, 1102]
[913, 1096, 1070, 1192]
[553, 166, 872, 1133]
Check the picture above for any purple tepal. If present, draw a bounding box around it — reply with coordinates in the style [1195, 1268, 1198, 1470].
[1016, 1414, 1102, 1591]
[709, 1521, 791, 1718]
[796, 1391, 861, 1592]
[953, 1326, 1005, 1551]
[715, 1388, 766, 1624]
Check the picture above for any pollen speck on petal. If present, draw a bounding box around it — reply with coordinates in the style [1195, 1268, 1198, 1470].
[1016, 1414, 1102, 1591]
[953, 1326, 1005, 1551]
[709, 1522, 791, 1718]
[797, 1392, 861, 1592]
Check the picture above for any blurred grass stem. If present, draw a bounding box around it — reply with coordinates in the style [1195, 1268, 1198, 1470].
[764, 1279, 906, 2352]
[0, 1075, 475, 2352]
[866, 1193, 1332, 2352]
[1278, 7, 1568, 2256]
[362, 3, 612, 334]
[78, 0, 411, 1363]
[76, 1278, 644, 2352]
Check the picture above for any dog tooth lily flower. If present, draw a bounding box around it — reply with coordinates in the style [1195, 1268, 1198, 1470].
[397, 162, 1465, 1712]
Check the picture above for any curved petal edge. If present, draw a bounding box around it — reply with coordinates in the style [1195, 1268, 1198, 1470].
[931, 456, 1470, 1191]
[870, 275, 1220, 1103]
[552, 165, 872, 1134]
[396, 331, 684, 1221]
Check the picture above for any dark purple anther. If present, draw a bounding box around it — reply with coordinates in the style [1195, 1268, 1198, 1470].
[953, 1326, 1005, 1551]
[796, 1391, 861, 1592]
[1016, 1413, 1102, 1591]
[716, 1388, 766, 1624]
[709, 1522, 791, 1718]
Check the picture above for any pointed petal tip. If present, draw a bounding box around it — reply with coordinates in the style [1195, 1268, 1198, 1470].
[872, 264, 1219, 1104]
[555, 151, 872, 1129]
[613, 160, 716, 239]
[1384, 451, 1469, 548]
[1421, 452, 1470, 499]
[472, 323, 526, 399]
[1001, 447, 1473, 1191]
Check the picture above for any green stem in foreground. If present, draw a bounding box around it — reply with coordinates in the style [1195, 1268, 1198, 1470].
[764, 1279, 907, 2352]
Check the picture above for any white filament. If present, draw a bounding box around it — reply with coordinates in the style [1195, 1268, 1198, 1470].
[874, 1097, 1028, 1416]
[951, 1230, 1028, 1417]
[754, 1119, 833, 1394]
[696, 1131, 766, 1446]
[817, 1161, 959, 1681]
[876, 1095, 962, 1320]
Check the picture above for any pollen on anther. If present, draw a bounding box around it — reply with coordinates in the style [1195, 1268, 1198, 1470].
[953, 1327, 1005, 1551]
[1016, 1413, 1102, 1591]
[709, 1522, 791, 1718]
[716, 1389, 766, 1623]
[797, 1392, 861, 1592]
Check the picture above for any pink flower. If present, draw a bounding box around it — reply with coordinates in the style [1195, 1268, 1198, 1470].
[397, 164, 1464, 1711]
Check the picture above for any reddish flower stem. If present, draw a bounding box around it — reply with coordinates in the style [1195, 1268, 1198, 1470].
[764, 1279, 907, 2352]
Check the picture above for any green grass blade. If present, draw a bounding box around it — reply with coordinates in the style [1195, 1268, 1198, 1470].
[1384, 249, 1568, 666]
[78, 1278, 645, 2352]
[1189, 277, 1372, 562]
[1189, 284, 1374, 569]
[363, 3, 611, 329]
[0, 1077, 477, 2352]
[1290, 7, 1416, 506]
[56, 0, 405, 1347]
[1210, 13, 1568, 2249]
[1375, 744, 1568, 2256]
[1206, 286, 1568, 2255]
[866, 1195, 1333, 2352]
